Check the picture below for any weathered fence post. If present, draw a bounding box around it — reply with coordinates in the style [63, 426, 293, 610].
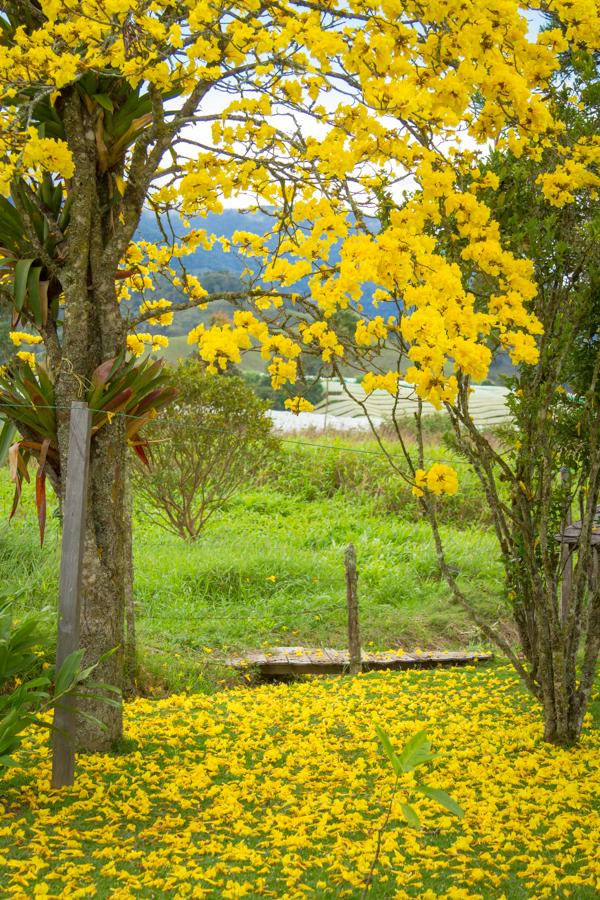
[345, 542, 362, 675]
[51, 401, 92, 789]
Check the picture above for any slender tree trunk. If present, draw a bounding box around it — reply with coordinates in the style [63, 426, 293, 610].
[123, 467, 137, 691]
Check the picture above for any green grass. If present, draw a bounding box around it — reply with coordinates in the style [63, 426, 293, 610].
[0, 430, 507, 692]
[134, 488, 502, 655]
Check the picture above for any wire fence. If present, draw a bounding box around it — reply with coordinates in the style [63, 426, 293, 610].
[0, 399, 490, 469]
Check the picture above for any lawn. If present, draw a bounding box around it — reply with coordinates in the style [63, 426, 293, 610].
[1, 666, 598, 899]
[0, 432, 505, 692]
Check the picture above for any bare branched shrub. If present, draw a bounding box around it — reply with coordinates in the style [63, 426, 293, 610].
[133, 362, 280, 540]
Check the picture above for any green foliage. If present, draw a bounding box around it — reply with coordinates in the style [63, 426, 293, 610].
[364, 726, 463, 895]
[375, 725, 464, 827]
[0, 426, 503, 683]
[0, 174, 69, 330]
[0, 305, 10, 364]
[0, 598, 94, 769]
[268, 436, 492, 527]
[133, 361, 280, 541]
[0, 417, 14, 467]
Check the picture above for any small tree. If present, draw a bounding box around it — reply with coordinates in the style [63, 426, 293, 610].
[133, 363, 279, 541]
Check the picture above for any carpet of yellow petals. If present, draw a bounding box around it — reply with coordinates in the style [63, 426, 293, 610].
[0, 667, 598, 900]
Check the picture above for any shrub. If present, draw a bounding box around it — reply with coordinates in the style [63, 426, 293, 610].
[133, 362, 280, 540]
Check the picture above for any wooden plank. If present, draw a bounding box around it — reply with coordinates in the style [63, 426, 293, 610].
[51, 401, 92, 789]
[226, 647, 493, 676]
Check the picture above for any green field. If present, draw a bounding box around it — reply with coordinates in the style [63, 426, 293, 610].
[0, 431, 505, 691]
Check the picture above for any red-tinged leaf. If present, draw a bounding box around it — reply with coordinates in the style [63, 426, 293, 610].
[131, 442, 150, 467]
[91, 358, 116, 389]
[125, 411, 154, 441]
[35, 437, 50, 544]
[19, 440, 44, 453]
[9, 476, 22, 521]
[39, 279, 49, 327]
[132, 387, 162, 416]
[36, 468, 47, 545]
[15, 448, 31, 483]
[153, 386, 178, 410]
[38, 436, 50, 471]
[103, 387, 133, 412]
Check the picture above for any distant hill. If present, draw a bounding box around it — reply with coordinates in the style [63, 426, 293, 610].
[135, 209, 515, 384]
[137, 208, 273, 275]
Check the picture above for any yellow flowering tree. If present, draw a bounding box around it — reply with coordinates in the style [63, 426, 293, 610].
[224, 14, 599, 746]
[0, 0, 598, 747]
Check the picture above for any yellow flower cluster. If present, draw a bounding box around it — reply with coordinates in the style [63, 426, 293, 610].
[268, 357, 297, 389]
[126, 333, 168, 357]
[299, 321, 344, 363]
[2, 0, 599, 426]
[538, 136, 600, 207]
[284, 396, 314, 414]
[362, 371, 400, 396]
[413, 464, 459, 498]
[0, 130, 74, 196]
[9, 331, 43, 346]
[187, 312, 303, 387]
[137, 299, 173, 327]
[21, 131, 74, 181]
[187, 321, 252, 374]
[1, 668, 598, 898]
[355, 316, 396, 347]
[15, 351, 36, 368]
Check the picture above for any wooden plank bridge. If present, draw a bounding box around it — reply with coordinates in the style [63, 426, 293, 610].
[226, 646, 493, 677]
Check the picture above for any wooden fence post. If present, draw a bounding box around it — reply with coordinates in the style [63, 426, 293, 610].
[345, 543, 362, 675]
[51, 401, 92, 789]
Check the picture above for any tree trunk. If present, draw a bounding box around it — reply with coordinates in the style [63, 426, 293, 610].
[542, 693, 581, 746]
[52, 87, 134, 750]
[123, 467, 137, 692]
[73, 420, 127, 750]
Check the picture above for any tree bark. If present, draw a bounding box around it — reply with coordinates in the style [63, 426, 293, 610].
[123, 467, 137, 691]
[51, 87, 131, 750]
[76, 421, 127, 750]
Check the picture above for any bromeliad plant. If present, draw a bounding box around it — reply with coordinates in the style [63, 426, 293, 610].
[0, 73, 160, 335]
[0, 353, 175, 542]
